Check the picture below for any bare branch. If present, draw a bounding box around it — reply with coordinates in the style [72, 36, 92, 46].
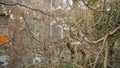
[22, 14, 50, 46]
[0, 2, 51, 16]
[81, 0, 108, 14]
[79, 26, 120, 44]
[104, 41, 108, 68]
[93, 34, 108, 68]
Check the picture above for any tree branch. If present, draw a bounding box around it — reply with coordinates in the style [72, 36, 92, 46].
[93, 34, 108, 68]
[22, 14, 49, 46]
[81, 0, 108, 14]
[0, 2, 51, 16]
[79, 26, 120, 44]
[104, 41, 108, 68]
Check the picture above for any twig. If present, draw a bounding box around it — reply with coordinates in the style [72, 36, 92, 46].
[93, 34, 108, 68]
[79, 26, 120, 44]
[81, 0, 108, 14]
[23, 15, 41, 42]
[0, 2, 51, 16]
[104, 41, 108, 68]
[22, 14, 50, 46]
